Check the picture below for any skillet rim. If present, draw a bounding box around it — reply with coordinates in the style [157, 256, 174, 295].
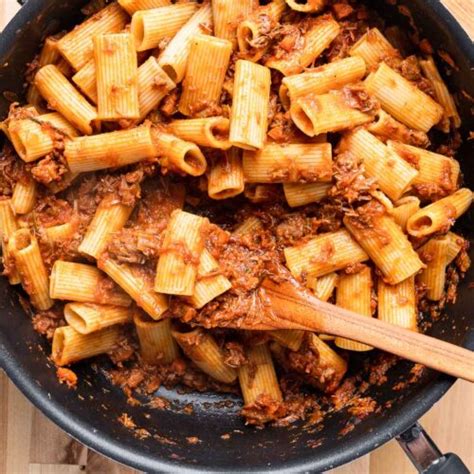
[0, 0, 473, 472]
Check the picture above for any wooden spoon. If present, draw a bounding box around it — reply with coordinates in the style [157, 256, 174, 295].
[256, 277, 474, 383]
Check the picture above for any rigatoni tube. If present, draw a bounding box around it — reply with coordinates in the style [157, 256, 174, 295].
[344, 201, 424, 285]
[212, 0, 254, 46]
[187, 249, 232, 308]
[11, 177, 37, 215]
[8, 112, 78, 162]
[94, 33, 139, 121]
[283, 182, 331, 208]
[237, 0, 286, 62]
[52, 325, 121, 366]
[152, 129, 207, 176]
[35, 65, 97, 135]
[388, 141, 460, 198]
[168, 117, 231, 150]
[8, 228, 53, 310]
[407, 188, 473, 238]
[172, 328, 237, 383]
[391, 196, 421, 231]
[50, 261, 132, 306]
[0, 199, 20, 285]
[57, 3, 128, 70]
[280, 56, 366, 109]
[243, 142, 332, 183]
[349, 28, 398, 67]
[340, 129, 418, 201]
[418, 237, 450, 301]
[291, 90, 373, 137]
[420, 56, 460, 129]
[270, 330, 305, 352]
[378, 276, 417, 331]
[118, 0, 171, 15]
[284, 229, 368, 279]
[265, 15, 340, 76]
[365, 63, 444, 132]
[155, 210, 207, 296]
[65, 125, 156, 173]
[64, 303, 132, 334]
[98, 257, 168, 320]
[335, 266, 373, 351]
[131, 3, 198, 51]
[134, 311, 179, 365]
[179, 34, 232, 117]
[208, 148, 244, 200]
[138, 57, 176, 120]
[238, 344, 282, 405]
[285, 0, 325, 12]
[158, 3, 213, 83]
[78, 195, 134, 259]
[230, 60, 271, 151]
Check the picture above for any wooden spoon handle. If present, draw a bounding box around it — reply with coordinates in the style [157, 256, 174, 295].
[261, 279, 474, 383]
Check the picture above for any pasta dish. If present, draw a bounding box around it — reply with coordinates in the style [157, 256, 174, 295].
[0, 0, 471, 427]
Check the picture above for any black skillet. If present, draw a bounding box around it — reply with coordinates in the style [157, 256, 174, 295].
[0, 1, 473, 472]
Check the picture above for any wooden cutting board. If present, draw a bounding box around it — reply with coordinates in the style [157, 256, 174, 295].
[0, 1, 473, 473]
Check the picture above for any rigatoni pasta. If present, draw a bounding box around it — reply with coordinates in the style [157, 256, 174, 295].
[283, 182, 331, 208]
[98, 257, 168, 320]
[134, 311, 179, 364]
[407, 188, 473, 238]
[344, 201, 424, 284]
[280, 56, 367, 109]
[284, 229, 368, 279]
[388, 141, 460, 198]
[52, 325, 121, 366]
[266, 14, 340, 76]
[365, 63, 444, 132]
[64, 303, 133, 334]
[335, 266, 373, 351]
[57, 2, 128, 70]
[243, 143, 332, 183]
[35, 65, 97, 135]
[212, 0, 254, 46]
[168, 117, 231, 150]
[11, 177, 37, 215]
[179, 34, 232, 117]
[151, 129, 207, 176]
[208, 148, 244, 200]
[158, 3, 213, 83]
[8, 228, 53, 310]
[230, 60, 271, 150]
[50, 261, 132, 306]
[131, 3, 198, 51]
[65, 125, 156, 173]
[78, 195, 134, 259]
[291, 90, 373, 137]
[94, 33, 139, 120]
[172, 328, 237, 383]
[118, 0, 171, 15]
[239, 344, 282, 406]
[378, 277, 417, 331]
[340, 129, 419, 201]
[349, 28, 398, 67]
[155, 210, 207, 296]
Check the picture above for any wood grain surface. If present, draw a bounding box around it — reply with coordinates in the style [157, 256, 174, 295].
[0, 1, 473, 472]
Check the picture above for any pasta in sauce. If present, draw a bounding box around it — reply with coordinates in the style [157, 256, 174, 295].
[0, 0, 471, 427]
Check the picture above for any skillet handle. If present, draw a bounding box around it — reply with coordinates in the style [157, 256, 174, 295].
[397, 423, 470, 473]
